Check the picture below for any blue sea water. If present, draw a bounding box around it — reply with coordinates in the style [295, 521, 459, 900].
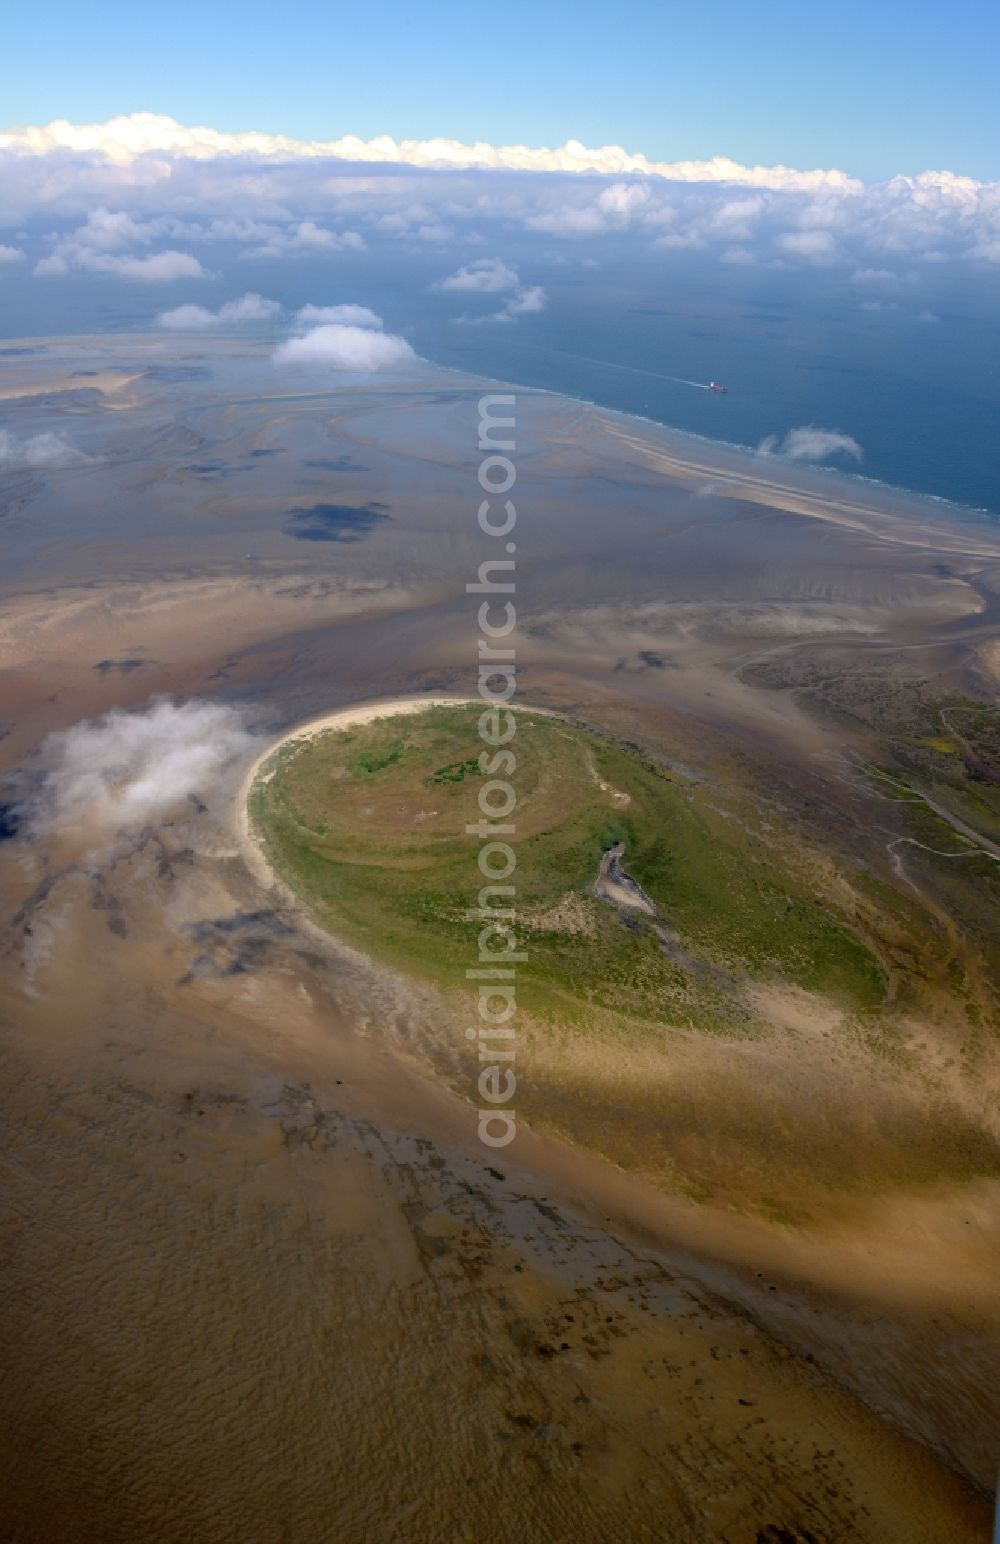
[419, 247, 1000, 521]
[2, 239, 998, 517]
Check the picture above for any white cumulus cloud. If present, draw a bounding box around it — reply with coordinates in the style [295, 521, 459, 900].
[246, 220, 365, 258]
[28, 698, 258, 840]
[597, 181, 652, 217]
[0, 429, 92, 470]
[111, 249, 208, 280]
[496, 284, 547, 321]
[296, 303, 383, 328]
[36, 244, 207, 281]
[758, 427, 863, 463]
[154, 292, 281, 328]
[70, 207, 152, 251]
[775, 230, 838, 264]
[0, 243, 25, 264]
[527, 180, 656, 235]
[31, 207, 211, 281]
[436, 257, 520, 293]
[2, 115, 999, 270]
[436, 258, 545, 322]
[274, 323, 416, 370]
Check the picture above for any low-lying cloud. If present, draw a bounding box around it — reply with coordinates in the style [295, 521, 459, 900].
[296, 302, 382, 328]
[37, 247, 207, 281]
[527, 180, 659, 235]
[775, 230, 837, 264]
[0, 429, 92, 470]
[436, 258, 547, 322]
[29, 207, 210, 281]
[155, 292, 281, 328]
[274, 322, 416, 370]
[499, 284, 546, 319]
[28, 698, 258, 839]
[758, 426, 863, 462]
[245, 220, 364, 258]
[436, 258, 520, 293]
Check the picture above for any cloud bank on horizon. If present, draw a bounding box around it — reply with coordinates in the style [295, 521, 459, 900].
[0, 113, 865, 190]
[0, 112, 998, 280]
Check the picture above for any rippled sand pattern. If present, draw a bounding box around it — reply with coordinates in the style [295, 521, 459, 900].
[1, 1045, 988, 1543]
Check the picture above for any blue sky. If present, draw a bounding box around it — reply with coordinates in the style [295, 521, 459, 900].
[2, 0, 998, 179]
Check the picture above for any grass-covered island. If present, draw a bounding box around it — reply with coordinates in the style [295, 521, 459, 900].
[249, 701, 999, 1215]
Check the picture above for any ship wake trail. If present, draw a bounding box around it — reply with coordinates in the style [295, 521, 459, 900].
[515, 341, 721, 393]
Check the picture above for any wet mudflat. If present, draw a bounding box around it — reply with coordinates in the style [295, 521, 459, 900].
[1, 335, 998, 1541]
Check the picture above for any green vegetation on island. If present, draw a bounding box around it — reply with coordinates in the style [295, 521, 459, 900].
[250, 703, 884, 1027]
[248, 706, 999, 1214]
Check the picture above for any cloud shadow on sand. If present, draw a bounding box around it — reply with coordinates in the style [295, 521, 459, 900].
[283, 501, 390, 542]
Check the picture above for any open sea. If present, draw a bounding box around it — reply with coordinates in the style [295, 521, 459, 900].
[424, 248, 1000, 522]
[2, 240, 998, 519]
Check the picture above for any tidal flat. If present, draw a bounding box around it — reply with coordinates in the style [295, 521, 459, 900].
[1, 334, 998, 1541]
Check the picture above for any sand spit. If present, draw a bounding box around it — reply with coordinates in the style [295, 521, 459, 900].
[604, 422, 1000, 559]
[0, 370, 142, 403]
